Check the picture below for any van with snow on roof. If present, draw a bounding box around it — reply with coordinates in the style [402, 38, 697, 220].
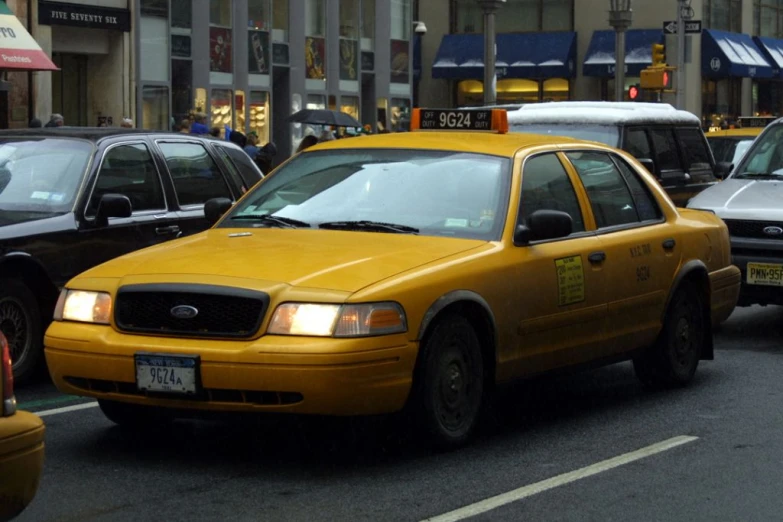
[506, 102, 733, 207]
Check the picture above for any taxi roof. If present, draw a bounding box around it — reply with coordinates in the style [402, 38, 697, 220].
[706, 128, 762, 138]
[304, 131, 586, 157]
[507, 101, 701, 127]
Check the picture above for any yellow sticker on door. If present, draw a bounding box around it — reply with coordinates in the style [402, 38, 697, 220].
[555, 255, 585, 306]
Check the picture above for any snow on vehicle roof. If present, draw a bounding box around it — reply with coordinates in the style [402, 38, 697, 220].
[506, 101, 701, 126]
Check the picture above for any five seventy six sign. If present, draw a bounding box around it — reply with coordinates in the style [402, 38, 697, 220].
[38, 0, 131, 32]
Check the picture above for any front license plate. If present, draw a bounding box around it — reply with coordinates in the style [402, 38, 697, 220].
[747, 262, 783, 287]
[135, 353, 199, 394]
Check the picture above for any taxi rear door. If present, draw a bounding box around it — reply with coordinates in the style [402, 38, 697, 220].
[563, 150, 682, 355]
[507, 152, 610, 378]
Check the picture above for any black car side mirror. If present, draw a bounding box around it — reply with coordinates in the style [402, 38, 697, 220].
[514, 210, 573, 246]
[95, 194, 132, 227]
[205, 197, 233, 225]
[637, 158, 655, 174]
[715, 161, 733, 180]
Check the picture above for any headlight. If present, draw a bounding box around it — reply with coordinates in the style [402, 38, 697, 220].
[267, 302, 407, 337]
[53, 289, 112, 324]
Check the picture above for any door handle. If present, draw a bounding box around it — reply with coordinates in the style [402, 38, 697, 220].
[588, 251, 606, 264]
[155, 225, 181, 235]
[662, 238, 676, 250]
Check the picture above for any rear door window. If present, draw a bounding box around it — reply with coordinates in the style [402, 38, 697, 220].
[676, 127, 713, 171]
[623, 128, 652, 160]
[218, 145, 263, 187]
[157, 141, 233, 207]
[649, 128, 685, 177]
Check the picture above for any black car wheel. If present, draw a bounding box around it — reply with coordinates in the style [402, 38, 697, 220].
[413, 315, 484, 450]
[634, 281, 705, 388]
[98, 399, 173, 428]
[0, 278, 42, 384]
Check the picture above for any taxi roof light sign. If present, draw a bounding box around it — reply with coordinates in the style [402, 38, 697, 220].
[411, 108, 509, 134]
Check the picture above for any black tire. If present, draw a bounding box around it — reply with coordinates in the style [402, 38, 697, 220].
[412, 315, 484, 450]
[634, 282, 705, 388]
[98, 399, 173, 428]
[0, 278, 43, 384]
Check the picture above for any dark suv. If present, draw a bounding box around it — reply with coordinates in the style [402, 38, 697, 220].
[507, 102, 732, 207]
[0, 128, 263, 381]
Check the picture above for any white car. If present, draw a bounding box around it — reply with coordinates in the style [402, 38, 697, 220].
[688, 120, 783, 307]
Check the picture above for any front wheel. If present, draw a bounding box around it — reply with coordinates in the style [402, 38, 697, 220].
[412, 315, 484, 450]
[634, 282, 705, 388]
[0, 278, 43, 384]
[98, 400, 173, 428]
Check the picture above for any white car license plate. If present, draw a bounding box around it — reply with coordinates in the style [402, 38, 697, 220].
[135, 353, 199, 394]
[747, 262, 783, 287]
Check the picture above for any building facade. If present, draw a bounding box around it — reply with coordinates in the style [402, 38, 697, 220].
[418, 0, 783, 127]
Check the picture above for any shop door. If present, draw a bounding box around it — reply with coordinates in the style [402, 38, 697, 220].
[52, 53, 88, 126]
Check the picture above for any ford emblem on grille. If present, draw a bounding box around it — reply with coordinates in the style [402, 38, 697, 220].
[763, 226, 783, 236]
[170, 305, 199, 319]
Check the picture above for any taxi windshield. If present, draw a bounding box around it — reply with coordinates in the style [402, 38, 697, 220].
[221, 148, 511, 241]
[509, 123, 620, 147]
[0, 138, 93, 225]
[734, 124, 783, 179]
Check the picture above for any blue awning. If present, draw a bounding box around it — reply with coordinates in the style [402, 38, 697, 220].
[702, 29, 774, 79]
[583, 29, 663, 77]
[431, 32, 577, 80]
[753, 36, 783, 78]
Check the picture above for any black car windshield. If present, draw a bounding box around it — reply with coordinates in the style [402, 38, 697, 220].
[220, 149, 511, 241]
[510, 123, 620, 147]
[733, 125, 783, 178]
[0, 138, 93, 224]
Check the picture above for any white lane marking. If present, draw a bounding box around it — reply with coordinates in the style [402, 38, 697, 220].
[422, 435, 699, 522]
[36, 401, 99, 417]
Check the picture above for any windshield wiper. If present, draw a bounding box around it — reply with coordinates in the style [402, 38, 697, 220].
[318, 220, 419, 234]
[230, 214, 311, 228]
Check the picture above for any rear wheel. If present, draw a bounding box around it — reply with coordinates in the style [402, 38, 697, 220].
[98, 399, 173, 428]
[634, 282, 705, 388]
[0, 278, 43, 384]
[412, 315, 484, 450]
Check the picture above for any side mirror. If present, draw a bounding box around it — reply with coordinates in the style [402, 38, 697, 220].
[514, 210, 573, 245]
[204, 197, 233, 225]
[95, 194, 132, 226]
[715, 161, 733, 180]
[637, 158, 655, 174]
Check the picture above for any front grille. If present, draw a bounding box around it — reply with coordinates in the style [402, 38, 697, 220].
[725, 219, 783, 240]
[64, 376, 303, 405]
[115, 284, 269, 338]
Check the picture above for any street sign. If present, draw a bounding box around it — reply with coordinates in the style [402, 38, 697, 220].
[663, 20, 702, 34]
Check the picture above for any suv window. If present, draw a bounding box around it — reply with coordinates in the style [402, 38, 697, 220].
[566, 151, 639, 228]
[677, 128, 712, 170]
[624, 128, 652, 160]
[88, 143, 165, 215]
[649, 128, 684, 172]
[219, 145, 264, 187]
[158, 142, 232, 206]
[520, 153, 585, 233]
[611, 155, 662, 222]
[212, 146, 249, 194]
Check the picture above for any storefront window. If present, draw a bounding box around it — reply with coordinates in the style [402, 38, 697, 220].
[391, 0, 411, 40]
[235, 90, 246, 133]
[706, 0, 741, 33]
[211, 89, 233, 137]
[306, 0, 326, 36]
[195, 88, 207, 114]
[456, 78, 571, 106]
[250, 91, 271, 145]
[249, 0, 271, 31]
[210, 0, 232, 27]
[142, 86, 169, 131]
[754, 80, 783, 116]
[390, 98, 410, 131]
[171, 0, 192, 29]
[341, 96, 359, 122]
[273, 0, 289, 41]
[453, 0, 573, 34]
[702, 78, 742, 128]
[377, 97, 388, 131]
[172, 60, 192, 127]
[362, 0, 375, 42]
[340, 0, 359, 82]
[755, 0, 783, 38]
[140, 0, 168, 82]
[542, 78, 570, 102]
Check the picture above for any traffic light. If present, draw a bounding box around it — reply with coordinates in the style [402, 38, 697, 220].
[628, 84, 641, 101]
[651, 43, 666, 67]
[640, 66, 674, 90]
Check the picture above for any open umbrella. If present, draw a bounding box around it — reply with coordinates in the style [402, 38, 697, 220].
[288, 109, 361, 128]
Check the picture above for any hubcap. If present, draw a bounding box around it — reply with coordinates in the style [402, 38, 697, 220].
[673, 314, 692, 366]
[435, 348, 474, 433]
[0, 297, 29, 369]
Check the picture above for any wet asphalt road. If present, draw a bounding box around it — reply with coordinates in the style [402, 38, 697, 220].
[14, 305, 783, 522]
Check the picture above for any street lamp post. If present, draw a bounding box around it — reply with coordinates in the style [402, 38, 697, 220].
[478, 0, 506, 106]
[608, 0, 633, 102]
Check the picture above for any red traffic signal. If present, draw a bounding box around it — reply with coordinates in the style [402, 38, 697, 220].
[628, 84, 640, 101]
[662, 71, 670, 88]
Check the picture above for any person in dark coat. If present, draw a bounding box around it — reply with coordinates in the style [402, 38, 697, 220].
[29, 118, 42, 128]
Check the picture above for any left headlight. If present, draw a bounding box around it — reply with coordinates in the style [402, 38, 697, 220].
[267, 302, 407, 337]
[53, 289, 112, 324]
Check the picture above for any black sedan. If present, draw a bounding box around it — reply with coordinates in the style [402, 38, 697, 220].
[0, 127, 263, 382]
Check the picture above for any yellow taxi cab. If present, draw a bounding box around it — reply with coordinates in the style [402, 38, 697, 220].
[0, 331, 44, 519]
[44, 108, 741, 448]
[707, 116, 775, 167]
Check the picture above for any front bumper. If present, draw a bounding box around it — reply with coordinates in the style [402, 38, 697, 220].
[709, 265, 742, 324]
[0, 411, 45, 521]
[731, 239, 783, 306]
[45, 322, 418, 417]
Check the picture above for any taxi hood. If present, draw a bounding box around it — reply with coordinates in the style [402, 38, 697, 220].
[82, 228, 488, 293]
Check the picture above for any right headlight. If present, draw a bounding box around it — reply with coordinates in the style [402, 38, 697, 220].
[53, 289, 112, 324]
[267, 302, 407, 337]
